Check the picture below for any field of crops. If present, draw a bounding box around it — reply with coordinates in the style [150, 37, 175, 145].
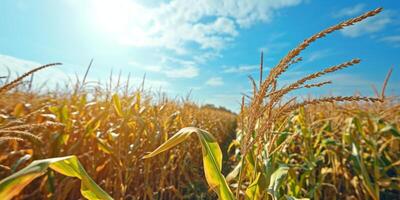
[0, 7, 399, 200]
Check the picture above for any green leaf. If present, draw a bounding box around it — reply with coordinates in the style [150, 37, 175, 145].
[143, 127, 235, 200]
[96, 138, 113, 155]
[380, 124, 400, 138]
[0, 155, 112, 200]
[268, 165, 289, 200]
[276, 132, 290, 146]
[321, 138, 336, 146]
[351, 143, 378, 200]
[11, 154, 32, 173]
[245, 173, 262, 200]
[61, 105, 69, 123]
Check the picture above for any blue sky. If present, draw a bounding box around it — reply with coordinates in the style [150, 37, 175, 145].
[1, 0, 399, 111]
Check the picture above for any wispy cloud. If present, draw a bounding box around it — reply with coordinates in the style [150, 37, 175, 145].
[143, 65, 164, 72]
[223, 65, 259, 74]
[165, 65, 199, 78]
[109, 75, 170, 90]
[205, 93, 243, 112]
[0, 54, 170, 91]
[92, 0, 304, 54]
[333, 4, 365, 18]
[193, 51, 222, 64]
[380, 35, 400, 47]
[0, 54, 69, 88]
[259, 33, 291, 56]
[305, 49, 331, 63]
[340, 11, 392, 37]
[129, 56, 199, 78]
[93, 0, 304, 83]
[275, 73, 386, 98]
[205, 77, 224, 86]
[321, 73, 376, 87]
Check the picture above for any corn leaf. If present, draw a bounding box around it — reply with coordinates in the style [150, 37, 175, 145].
[143, 127, 235, 200]
[245, 173, 262, 200]
[226, 162, 242, 183]
[285, 195, 310, 200]
[268, 165, 289, 200]
[0, 155, 112, 200]
[112, 94, 123, 117]
[351, 143, 378, 200]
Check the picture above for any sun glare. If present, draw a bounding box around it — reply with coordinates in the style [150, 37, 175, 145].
[2, 1, 400, 199]
[92, 0, 137, 37]
[91, 0, 153, 46]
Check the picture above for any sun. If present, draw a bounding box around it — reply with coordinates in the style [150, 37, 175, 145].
[92, 0, 140, 38]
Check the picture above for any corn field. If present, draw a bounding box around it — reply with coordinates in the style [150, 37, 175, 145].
[0, 7, 399, 200]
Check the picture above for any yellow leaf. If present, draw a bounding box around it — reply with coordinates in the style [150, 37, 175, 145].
[0, 155, 112, 200]
[143, 127, 235, 200]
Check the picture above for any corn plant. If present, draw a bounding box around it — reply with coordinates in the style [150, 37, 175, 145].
[144, 7, 399, 200]
[0, 155, 112, 200]
[0, 6, 399, 200]
[0, 63, 236, 199]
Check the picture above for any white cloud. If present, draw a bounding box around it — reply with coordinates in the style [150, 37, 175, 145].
[381, 35, 400, 47]
[157, 56, 200, 78]
[382, 35, 400, 42]
[139, 79, 170, 89]
[193, 51, 222, 64]
[258, 33, 291, 57]
[205, 93, 242, 112]
[333, 4, 365, 18]
[206, 77, 224, 86]
[90, 0, 304, 83]
[0, 54, 69, 89]
[91, 0, 303, 53]
[0, 54, 170, 92]
[165, 65, 199, 78]
[108, 75, 170, 90]
[223, 65, 259, 73]
[306, 49, 331, 62]
[145, 65, 164, 72]
[322, 73, 375, 87]
[129, 56, 199, 78]
[276, 73, 386, 99]
[340, 11, 392, 38]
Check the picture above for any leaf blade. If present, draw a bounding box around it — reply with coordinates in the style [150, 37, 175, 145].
[142, 127, 194, 159]
[0, 155, 112, 200]
[143, 127, 235, 200]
